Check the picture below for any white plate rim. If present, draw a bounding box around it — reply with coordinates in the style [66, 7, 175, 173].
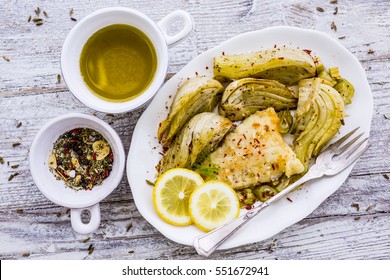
[126, 26, 373, 249]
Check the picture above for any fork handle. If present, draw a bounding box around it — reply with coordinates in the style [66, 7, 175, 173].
[193, 170, 320, 257]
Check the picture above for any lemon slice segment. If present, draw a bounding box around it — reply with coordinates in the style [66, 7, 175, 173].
[153, 168, 204, 226]
[189, 181, 240, 232]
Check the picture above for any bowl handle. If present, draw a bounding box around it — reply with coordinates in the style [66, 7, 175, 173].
[71, 204, 101, 234]
[157, 10, 194, 47]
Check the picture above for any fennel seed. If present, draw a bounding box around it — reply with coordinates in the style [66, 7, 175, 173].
[87, 244, 94, 255]
[28, 15, 32, 22]
[69, 8, 73, 17]
[2, 55, 10, 62]
[0, 156, 4, 164]
[8, 172, 20, 181]
[333, 7, 338, 15]
[126, 223, 133, 232]
[368, 49, 374, 54]
[331, 21, 337, 31]
[17, 122, 22, 128]
[316, 7, 324, 12]
[35, 7, 41, 16]
[82, 237, 91, 243]
[11, 164, 19, 169]
[13, 142, 21, 147]
[383, 174, 389, 180]
[71, 17, 77, 21]
[146, 179, 155, 186]
[43, 11, 48, 18]
[57, 74, 61, 84]
[351, 203, 360, 211]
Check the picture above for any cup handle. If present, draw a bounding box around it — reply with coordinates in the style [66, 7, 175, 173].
[157, 10, 194, 47]
[71, 204, 101, 234]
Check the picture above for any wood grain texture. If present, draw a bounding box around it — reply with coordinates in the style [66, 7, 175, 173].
[1, 0, 389, 260]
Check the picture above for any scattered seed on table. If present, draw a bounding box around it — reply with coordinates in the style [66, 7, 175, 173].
[82, 237, 91, 243]
[126, 223, 133, 232]
[8, 172, 20, 181]
[351, 203, 360, 211]
[331, 21, 337, 31]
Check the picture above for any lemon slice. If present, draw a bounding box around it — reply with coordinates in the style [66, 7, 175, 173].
[153, 168, 204, 226]
[189, 181, 240, 232]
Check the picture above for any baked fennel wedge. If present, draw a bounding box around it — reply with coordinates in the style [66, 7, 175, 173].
[157, 77, 224, 147]
[219, 78, 298, 121]
[292, 78, 345, 172]
[214, 47, 316, 85]
[157, 113, 233, 175]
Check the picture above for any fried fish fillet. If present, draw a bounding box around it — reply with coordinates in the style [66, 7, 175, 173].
[200, 108, 304, 189]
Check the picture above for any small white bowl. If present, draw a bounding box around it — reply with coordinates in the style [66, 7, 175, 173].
[30, 113, 125, 234]
[61, 7, 193, 113]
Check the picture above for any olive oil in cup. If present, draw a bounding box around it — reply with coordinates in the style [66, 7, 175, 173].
[80, 24, 157, 102]
[61, 8, 194, 113]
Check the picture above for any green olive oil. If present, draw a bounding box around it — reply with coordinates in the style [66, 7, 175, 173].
[80, 24, 157, 102]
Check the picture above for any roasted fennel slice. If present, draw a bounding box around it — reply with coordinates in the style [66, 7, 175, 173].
[292, 78, 345, 172]
[214, 47, 316, 85]
[277, 110, 293, 134]
[157, 77, 224, 147]
[157, 113, 232, 175]
[334, 79, 355, 105]
[219, 78, 298, 121]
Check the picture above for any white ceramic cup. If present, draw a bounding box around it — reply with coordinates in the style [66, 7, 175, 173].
[29, 113, 125, 234]
[61, 7, 194, 113]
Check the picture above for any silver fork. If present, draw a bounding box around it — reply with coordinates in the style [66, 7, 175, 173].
[193, 127, 369, 257]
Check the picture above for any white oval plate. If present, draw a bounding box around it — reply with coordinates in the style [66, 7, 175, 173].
[127, 26, 373, 249]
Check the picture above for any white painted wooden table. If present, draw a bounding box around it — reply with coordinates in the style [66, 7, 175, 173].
[1, 0, 389, 260]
